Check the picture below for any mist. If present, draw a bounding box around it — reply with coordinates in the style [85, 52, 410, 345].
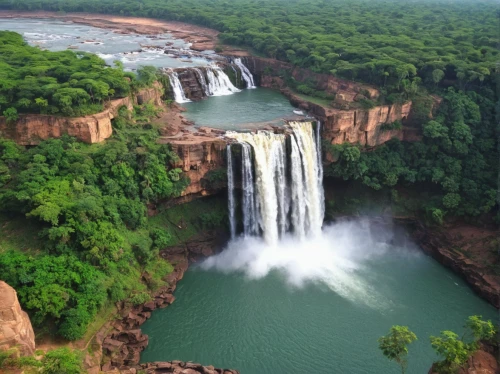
[201, 219, 420, 308]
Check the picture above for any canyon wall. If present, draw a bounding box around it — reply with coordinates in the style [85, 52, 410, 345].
[243, 57, 422, 149]
[0, 85, 163, 145]
[0, 281, 36, 357]
[166, 129, 227, 199]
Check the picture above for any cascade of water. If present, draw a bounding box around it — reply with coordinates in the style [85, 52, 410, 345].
[315, 121, 325, 221]
[290, 121, 324, 236]
[241, 143, 259, 236]
[227, 131, 287, 244]
[193, 68, 210, 96]
[234, 58, 256, 89]
[227, 145, 236, 239]
[205, 65, 241, 96]
[226, 121, 324, 243]
[166, 70, 191, 103]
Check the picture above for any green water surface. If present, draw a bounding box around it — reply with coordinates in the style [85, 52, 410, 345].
[182, 88, 296, 130]
[140, 240, 496, 373]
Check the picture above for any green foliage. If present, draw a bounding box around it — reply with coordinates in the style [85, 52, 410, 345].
[0, 106, 186, 339]
[464, 315, 496, 343]
[129, 291, 152, 306]
[41, 348, 84, 374]
[430, 331, 471, 373]
[326, 88, 498, 220]
[0, 31, 135, 117]
[3, 107, 18, 123]
[378, 325, 417, 374]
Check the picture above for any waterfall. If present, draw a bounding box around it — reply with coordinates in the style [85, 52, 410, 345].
[194, 68, 210, 97]
[205, 65, 241, 96]
[241, 143, 259, 236]
[234, 58, 256, 89]
[166, 70, 191, 103]
[227, 145, 236, 239]
[315, 121, 325, 221]
[226, 121, 324, 244]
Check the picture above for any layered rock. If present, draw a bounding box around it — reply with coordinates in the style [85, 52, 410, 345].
[0, 281, 36, 356]
[407, 221, 500, 309]
[242, 56, 379, 101]
[244, 58, 421, 148]
[0, 85, 163, 145]
[167, 128, 227, 198]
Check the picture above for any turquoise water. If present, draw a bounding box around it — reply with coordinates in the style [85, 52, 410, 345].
[140, 222, 497, 373]
[182, 88, 296, 130]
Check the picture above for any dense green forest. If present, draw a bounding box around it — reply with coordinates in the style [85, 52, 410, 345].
[0, 100, 228, 340]
[0, 31, 136, 117]
[0, 0, 498, 344]
[1, 0, 497, 92]
[0, 0, 497, 220]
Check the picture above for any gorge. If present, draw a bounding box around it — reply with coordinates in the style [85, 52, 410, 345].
[0, 10, 498, 374]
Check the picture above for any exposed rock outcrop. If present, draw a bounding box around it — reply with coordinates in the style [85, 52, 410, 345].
[406, 221, 500, 309]
[243, 57, 422, 148]
[243, 56, 379, 101]
[166, 129, 227, 199]
[0, 85, 163, 145]
[0, 281, 36, 356]
[428, 347, 499, 374]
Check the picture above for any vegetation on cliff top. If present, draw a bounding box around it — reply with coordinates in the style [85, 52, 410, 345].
[0, 103, 191, 340]
[0, 31, 140, 117]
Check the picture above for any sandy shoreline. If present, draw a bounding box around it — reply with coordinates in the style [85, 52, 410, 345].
[0, 10, 222, 51]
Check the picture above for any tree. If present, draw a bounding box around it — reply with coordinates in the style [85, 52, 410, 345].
[430, 331, 470, 373]
[464, 315, 496, 346]
[3, 107, 18, 124]
[378, 325, 417, 374]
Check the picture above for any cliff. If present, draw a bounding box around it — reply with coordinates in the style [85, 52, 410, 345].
[0, 281, 36, 357]
[0, 85, 163, 145]
[243, 57, 421, 149]
[162, 128, 227, 200]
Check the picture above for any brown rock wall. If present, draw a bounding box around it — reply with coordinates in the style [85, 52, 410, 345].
[0, 85, 163, 145]
[0, 281, 35, 356]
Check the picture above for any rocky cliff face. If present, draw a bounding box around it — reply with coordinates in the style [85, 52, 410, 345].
[0, 85, 163, 145]
[243, 56, 379, 101]
[244, 57, 421, 149]
[166, 128, 227, 199]
[0, 281, 36, 356]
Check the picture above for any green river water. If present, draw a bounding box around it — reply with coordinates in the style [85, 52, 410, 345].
[141, 222, 497, 374]
[183, 88, 296, 130]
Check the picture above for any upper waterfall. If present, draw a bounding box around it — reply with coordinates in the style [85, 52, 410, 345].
[234, 58, 256, 89]
[165, 69, 191, 103]
[226, 121, 324, 244]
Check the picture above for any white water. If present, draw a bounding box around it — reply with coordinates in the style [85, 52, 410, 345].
[226, 121, 324, 244]
[227, 145, 236, 239]
[166, 70, 191, 103]
[206, 65, 241, 96]
[194, 68, 210, 97]
[234, 58, 256, 89]
[241, 143, 259, 236]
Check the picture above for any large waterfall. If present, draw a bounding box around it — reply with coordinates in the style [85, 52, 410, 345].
[234, 58, 256, 89]
[226, 121, 324, 244]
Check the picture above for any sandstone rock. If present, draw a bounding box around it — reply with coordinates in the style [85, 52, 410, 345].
[0, 84, 163, 145]
[0, 281, 35, 356]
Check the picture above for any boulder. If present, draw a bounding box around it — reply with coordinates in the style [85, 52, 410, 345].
[0, 281, 36, 356]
